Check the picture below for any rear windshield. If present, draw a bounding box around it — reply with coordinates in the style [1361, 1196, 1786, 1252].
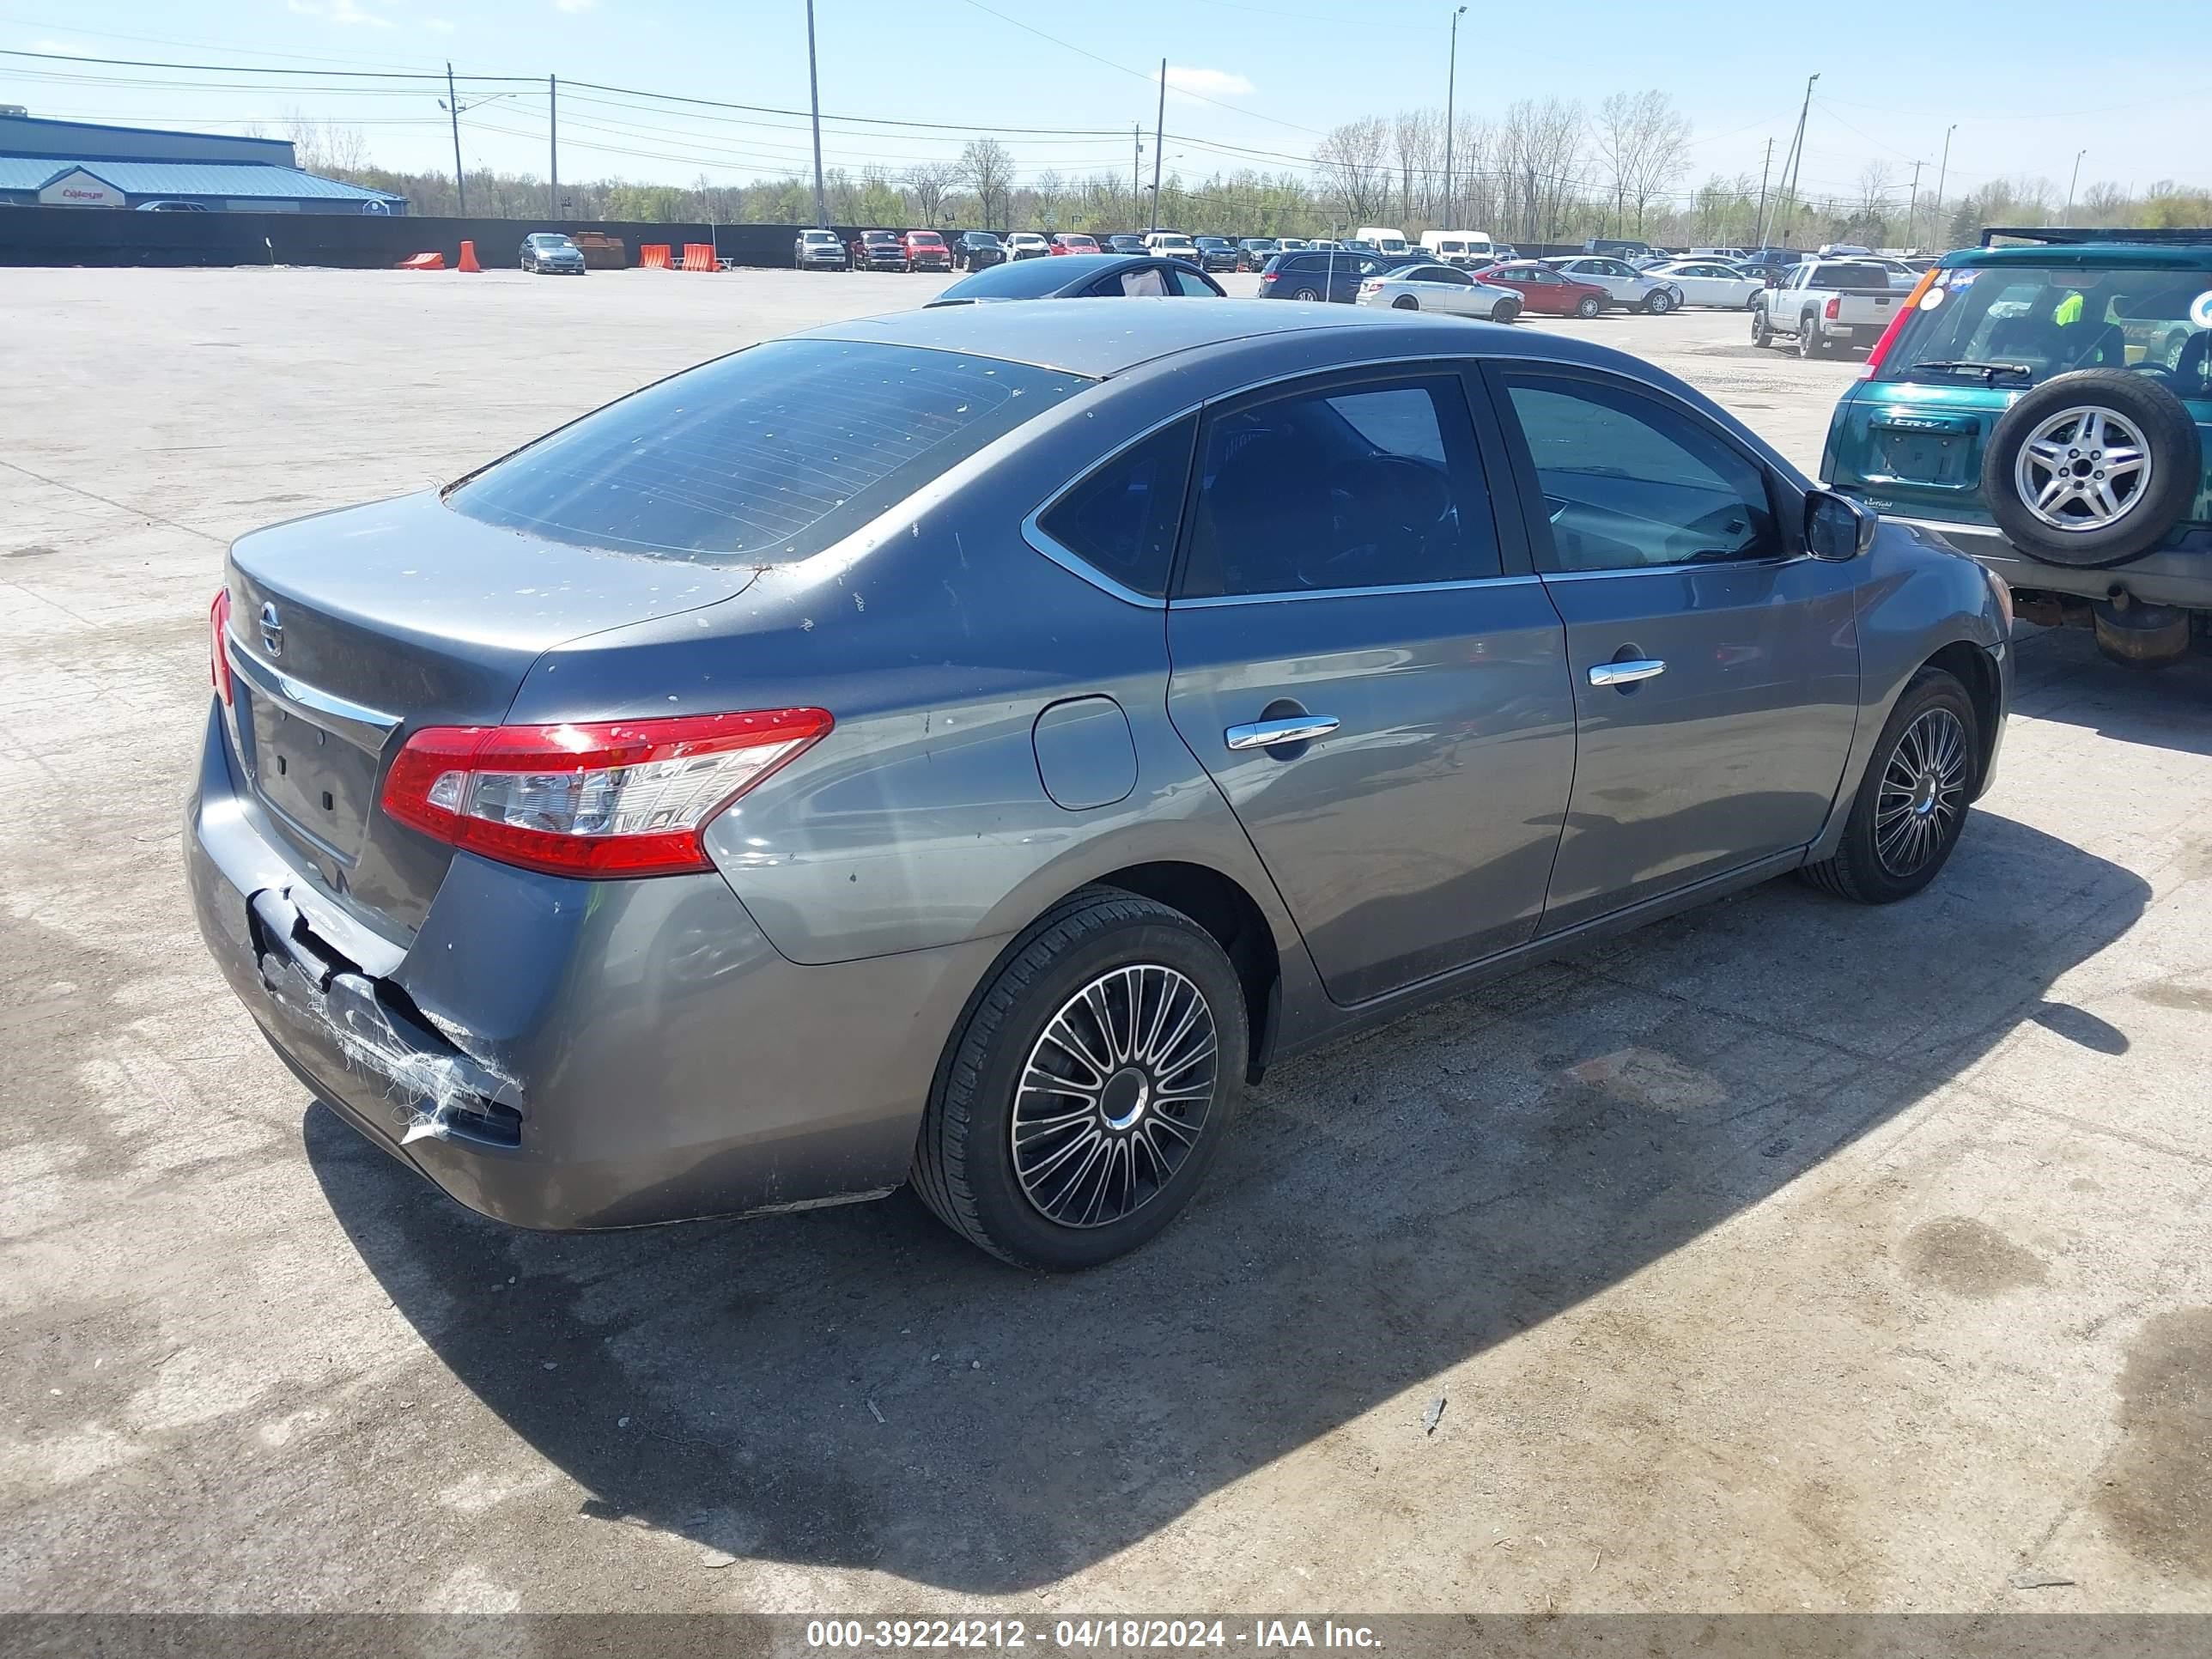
[1812, 264, 1892, 291]
[909, 232, 945, 245]
[1879, 264, 2212, 391]
[446, 340, 1087, 562]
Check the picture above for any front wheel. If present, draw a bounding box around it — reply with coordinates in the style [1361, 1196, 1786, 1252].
[912, 888, 1247, 1270]
[1801, 667, 1978, 904]
[1752, 308, 1773, 348]
[1574, 295, 1601, 319]
[1644, 289, 1673, 314]
[1492, 298, 1520, 325]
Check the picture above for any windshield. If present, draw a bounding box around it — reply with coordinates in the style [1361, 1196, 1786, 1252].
[801, 231, 837, 243]
[529, 235, 572, 247]
[1881, 264, 2212, 390]
[909, 232, 944, 245]
[447, 340, 1087, 563]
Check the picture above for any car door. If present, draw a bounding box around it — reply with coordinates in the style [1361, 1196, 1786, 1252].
[1485, 365, 1862, 930]
[1164, 366, 1577, 1006]
[1414, 264, 1480, 314]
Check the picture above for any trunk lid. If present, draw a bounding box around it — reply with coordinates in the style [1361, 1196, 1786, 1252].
[223, 489, 759, 934]
[1821, 380, 2014, 524]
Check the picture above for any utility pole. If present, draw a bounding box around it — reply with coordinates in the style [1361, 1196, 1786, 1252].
[1442, 5, 1467, 228]
[1776, 70, 1818, 247]
[2065, 148, 2086, 219]
[1931, 123, 1956, 249]
[1753, 137, 1773, 246]
[1150, 58, 1165, 234]
[805, 0, 828, 228]
[1132, 125, 1142, 229]
[548, 74, 558, 219]
[446, 62, 465, 216]
[1905, 159, 1922, 250]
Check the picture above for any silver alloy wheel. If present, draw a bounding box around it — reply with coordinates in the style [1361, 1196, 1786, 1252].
[1875, 707, 1969, 877]
[2014, 404, 2153, 532]
[1012, 963, 1218, 1229]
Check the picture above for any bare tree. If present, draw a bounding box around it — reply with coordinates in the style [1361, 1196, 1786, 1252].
[955, 139, 1016, 230]
[1030, 168, 1064, 230]
[1312, 117, 1391, 228]
[1497, 97, 1582, 244]
[906, 161, 956, 228]
[1594, 90, 1689, 238]
[1392, 108, 1433, 227]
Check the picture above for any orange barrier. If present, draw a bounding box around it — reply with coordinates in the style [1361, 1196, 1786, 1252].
[397, 252, 446, 270]
[638, 243, 672, 270]
[457, 239, 482, 273]
[681, 242, 716, 271]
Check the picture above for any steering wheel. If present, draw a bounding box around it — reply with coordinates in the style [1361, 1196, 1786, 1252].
[1300, 455, 1455, 586]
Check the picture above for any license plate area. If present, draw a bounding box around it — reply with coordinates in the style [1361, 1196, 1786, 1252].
[245, 690, 379, 861]
[1869, 423, 1976, 488]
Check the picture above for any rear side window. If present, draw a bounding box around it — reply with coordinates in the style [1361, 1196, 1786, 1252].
[1035, 418, 1195, 599]
[447, 340, 1086, 562]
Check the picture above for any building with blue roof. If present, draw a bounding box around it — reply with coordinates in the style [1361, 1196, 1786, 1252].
[0, 112, 407, 214]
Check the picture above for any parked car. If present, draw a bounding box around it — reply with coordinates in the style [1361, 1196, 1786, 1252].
[953, 231, 1006, 271]
[519, 232, 586, 275]
[1104, 234, 1148, 253]
[927, 252, 1226, 304]
[1355, 227, 1410, 258]
[1419, 231, 1496, 267]
[793, 228, 849, 270]
[1276, 237, 1310, 253]
[1142, 232, 1202, 261]
[1338, 240, 1373, 255]
[1004, 233, 1051, 261]
[1585, 238, 1657, 260]
[134, 198, 210, 212]
[1191, 235, 1242, 273]
[1821, 229, 2212, 666]
[1236, 238, 1279, 270]
[1641, 258, 1764, 309]
[1357, 262, 1522, 321]
[1048, 233, 1101, 256]
[1258, 247, 1397, 304]
[850, 229, 908, 271]
[1468, 261, 1611, 319]
[1818, 243, 1876, 259]
[1740, 246, 1809, 283]
[191, 299, 2009, 1267]
[1753, 261, 1905, 356]
[902, 229, 952, 272]
[1692, 246, 1750, 261]
[1546, 256, 1684, 313]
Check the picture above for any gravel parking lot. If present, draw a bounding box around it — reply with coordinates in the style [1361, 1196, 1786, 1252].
[3, 267, 2209, 1618]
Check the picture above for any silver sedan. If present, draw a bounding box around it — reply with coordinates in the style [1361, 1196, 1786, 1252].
[1356, 261, 1523, 321]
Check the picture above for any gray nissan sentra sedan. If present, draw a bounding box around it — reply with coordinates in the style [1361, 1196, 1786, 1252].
[187, 299, 2012, 1269]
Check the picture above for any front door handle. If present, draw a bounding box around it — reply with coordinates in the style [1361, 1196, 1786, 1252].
[1589, 658, 1666, 688]
[1225, 715, 1340, 751]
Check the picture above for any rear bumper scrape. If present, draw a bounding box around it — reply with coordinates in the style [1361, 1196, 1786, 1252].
[248, 887, 522, 1147]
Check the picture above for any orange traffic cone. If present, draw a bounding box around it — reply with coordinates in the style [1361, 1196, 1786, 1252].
[457, 240, 482, 273]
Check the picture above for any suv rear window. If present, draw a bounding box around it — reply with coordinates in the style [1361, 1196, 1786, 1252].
[1812, 264, 1892, 291]
[447, 340, 1087, 562]
[1879, 264, 2212, 390]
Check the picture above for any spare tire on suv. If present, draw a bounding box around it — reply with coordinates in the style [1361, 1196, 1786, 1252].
[1979, 369, 2200, 567]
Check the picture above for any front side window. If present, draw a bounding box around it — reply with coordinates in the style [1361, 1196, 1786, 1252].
[1180, 375, 1502, 599]
[447, 341, 1086, 563]
[1170, 269, 1217, 296]
[1502, 373, 1782, 573]
[1035, 418, 1195, 599]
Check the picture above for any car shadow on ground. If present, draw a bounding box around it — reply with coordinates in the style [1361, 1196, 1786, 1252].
[308, 808, 2145, 1593]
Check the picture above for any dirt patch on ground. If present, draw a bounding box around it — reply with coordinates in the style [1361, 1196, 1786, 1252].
[1898, 1217, 2048, 1299]
[2095, 1309, 2212, 1582]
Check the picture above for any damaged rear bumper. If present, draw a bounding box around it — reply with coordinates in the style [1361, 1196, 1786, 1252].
[183, 701, 996, 1231]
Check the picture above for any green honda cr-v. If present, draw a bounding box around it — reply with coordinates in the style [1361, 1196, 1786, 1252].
[1820, 228, 2212, 665]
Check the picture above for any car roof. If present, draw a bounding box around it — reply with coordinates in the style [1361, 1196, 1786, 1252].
[1944, 242, 2212, 271]
[800, 295, 1641, 380]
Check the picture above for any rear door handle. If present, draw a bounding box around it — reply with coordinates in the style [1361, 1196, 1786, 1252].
[1225, 715, 1339, 751]
[1589, 659, 1666, 687]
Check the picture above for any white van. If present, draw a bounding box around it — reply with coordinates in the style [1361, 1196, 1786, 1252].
[1419, 230, 1494, 267]
[1355, 227, 1409, 257]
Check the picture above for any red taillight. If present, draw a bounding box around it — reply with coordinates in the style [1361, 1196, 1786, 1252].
[380, 708, 831, 879]
[1824, 295, 1841, 320]
[1261, 271, 1278, 283]
[209, 586, 233, 706]
[1862, 266, 1938, 379]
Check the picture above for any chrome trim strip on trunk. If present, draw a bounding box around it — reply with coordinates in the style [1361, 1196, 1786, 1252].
[225, 641, 402, 750]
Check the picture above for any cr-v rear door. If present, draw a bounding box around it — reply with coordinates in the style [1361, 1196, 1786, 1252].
[1163, 366, 1577, 1006]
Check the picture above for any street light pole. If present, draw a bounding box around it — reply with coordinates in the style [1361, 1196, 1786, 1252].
[2065, 148, 2086, 219]
[1442, 5, 1467, 229]
[548, 74, 558, 220]
[805, 0, 828, 228]
[1931, 123, 1956, 247]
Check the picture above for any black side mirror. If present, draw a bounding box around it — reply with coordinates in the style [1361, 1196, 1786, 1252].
[1806, 489, 1878, 562]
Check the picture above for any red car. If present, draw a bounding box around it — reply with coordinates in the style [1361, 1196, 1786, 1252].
[1048, 233, 1099, 256]
[901, 229, 951, 272]
[1468, 261, 1608, 319]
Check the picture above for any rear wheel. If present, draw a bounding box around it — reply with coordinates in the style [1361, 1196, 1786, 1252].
[1797, 316, 1823, 358]
[1801, 668, 1978, 904]
[1293, 286, 1322, 302]
[1391, 295, 1419, 311]
[913, 889, 1247, 1270]
[1575, 295, 1601, 319]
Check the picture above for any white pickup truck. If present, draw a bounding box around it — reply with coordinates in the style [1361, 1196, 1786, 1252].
[1752, 261, 1904, 358]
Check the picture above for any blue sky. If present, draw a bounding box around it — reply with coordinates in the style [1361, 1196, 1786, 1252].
[3, 0, 2203, 204]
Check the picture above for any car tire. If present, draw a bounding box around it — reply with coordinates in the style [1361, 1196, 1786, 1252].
[912, 887, 1248, 1271]
[1492, 299, 1521, 325]
[1293, 286, 1322, 302]
[1800, 666, 1978, 905]
[1979, 369, 2201, 568]
[1392, 295, 1419, 310]
[1752, 307, 1772, 347]
[1744, 290, 1765, 311]
[1644, 289, 1673, 314]
[1575, 295, 1601, 319]
[1797, 317, 1823, 358]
